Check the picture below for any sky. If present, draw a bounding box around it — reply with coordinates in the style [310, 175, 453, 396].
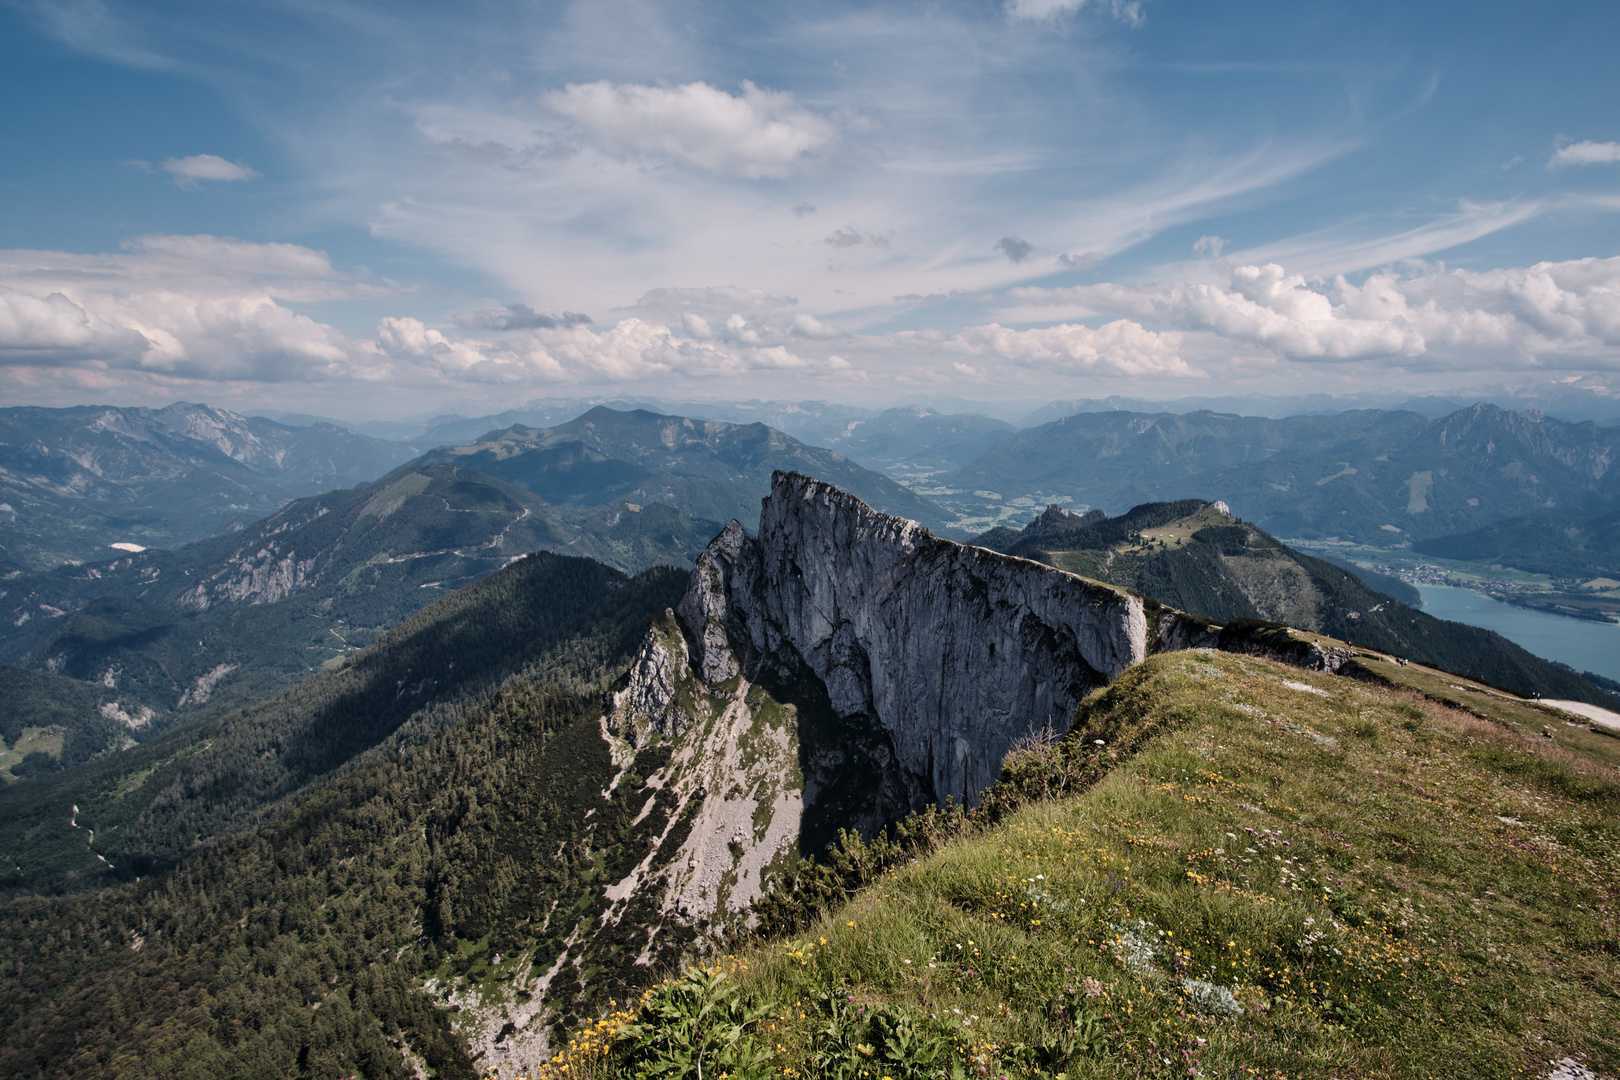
[1, 0, 1618, 419]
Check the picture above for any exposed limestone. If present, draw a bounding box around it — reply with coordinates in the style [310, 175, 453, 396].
[591, 471, 1187, 962]
[675, 472, 1151, 807]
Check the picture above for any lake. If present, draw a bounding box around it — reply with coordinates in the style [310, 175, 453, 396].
[1417, 584, 1620, 683]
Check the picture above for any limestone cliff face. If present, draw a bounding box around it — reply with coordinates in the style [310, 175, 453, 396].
[588, 472, 1175, 947]
[677, 473, 1152, 805]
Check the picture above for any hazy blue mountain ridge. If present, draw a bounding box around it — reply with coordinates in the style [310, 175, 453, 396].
[0, 403, 420, 569]
[949, 403, 1620, 544]
[415, 405, 956, 531]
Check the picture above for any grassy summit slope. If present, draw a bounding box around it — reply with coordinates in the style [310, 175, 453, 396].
[562, 650, 1620, 1080]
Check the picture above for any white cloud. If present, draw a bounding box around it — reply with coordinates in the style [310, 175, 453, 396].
[1007, 0, 1144, 26]
[1550, 141, 1620, 167]
[923, 319, 1191, 377]
[0, 235, 380, 383]
[620, 286, 799, 323]
[0, 287, 100, 351]
[1008, 256, 1620, 368]
[161, 154, 261, 186]
[791, 312, 843, 339]
[540, 80, 840, 178]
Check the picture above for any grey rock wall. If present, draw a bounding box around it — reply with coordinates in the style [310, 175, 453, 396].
[674, 471, 1152, 805]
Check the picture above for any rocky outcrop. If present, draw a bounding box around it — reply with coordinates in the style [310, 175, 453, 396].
[518, 470, 1387, 1066]
[675, 474, 1152, 806]
[588, 472, 1173, 946]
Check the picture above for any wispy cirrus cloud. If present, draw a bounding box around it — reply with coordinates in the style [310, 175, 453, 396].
[1005, 0, 1145, 28]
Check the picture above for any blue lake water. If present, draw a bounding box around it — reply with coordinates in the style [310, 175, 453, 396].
[1417, 585, 1620, 683]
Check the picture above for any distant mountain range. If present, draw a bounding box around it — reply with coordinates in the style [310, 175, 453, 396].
[0, 403, 420, 570]
[946, 403, 1620, 544]
[0, 404, 970, 758]
[0, 463, 719, 739]
[415, 406, 955, 532]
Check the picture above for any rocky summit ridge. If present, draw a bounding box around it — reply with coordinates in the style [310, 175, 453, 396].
[594, 472, 1281, 942]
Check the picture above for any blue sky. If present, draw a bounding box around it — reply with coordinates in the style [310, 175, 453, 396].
[1, 0, 1617, 417]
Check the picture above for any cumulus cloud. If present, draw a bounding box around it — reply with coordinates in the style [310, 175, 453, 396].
[791, 312, 843, 339]
[1549, 141, 1620, 167]
[540, 80, 839, 178]
[161, 154, 261, 187]
[898, 319, 1189, 377]
[0, 235, 380, 382]
[0, 287, 100, 351]
[1008, 256, 1620, 368]
[1007, 0, 1145, 25]
[1193, 235, 1227, 258]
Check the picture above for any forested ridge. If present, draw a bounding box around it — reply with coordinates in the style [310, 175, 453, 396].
[0, 463, 716, 740]
[0, 551, 686, 899]
[0, 553, 696, 1078]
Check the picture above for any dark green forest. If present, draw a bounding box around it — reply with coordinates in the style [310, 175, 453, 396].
[0, 552, 685, 899]
[0, 553, 696, 1078]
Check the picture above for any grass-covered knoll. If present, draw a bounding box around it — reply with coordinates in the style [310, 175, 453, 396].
[1348, 649, 1620, 772]
[552, 650, 1620, 1080]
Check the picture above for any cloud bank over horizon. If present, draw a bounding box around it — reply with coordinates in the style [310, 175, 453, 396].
[1, 0, 1617, 416]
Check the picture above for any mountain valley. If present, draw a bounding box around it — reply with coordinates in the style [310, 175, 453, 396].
[2, 398, 1619, 1080]
[0, 471, 1615, 1080]
[0, 463, 717, 748]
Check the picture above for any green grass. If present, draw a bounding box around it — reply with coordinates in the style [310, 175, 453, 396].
[0, 727, 65, 782]
[1350, 650, 1620, 772]
[551, 650, 1620, 1080]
